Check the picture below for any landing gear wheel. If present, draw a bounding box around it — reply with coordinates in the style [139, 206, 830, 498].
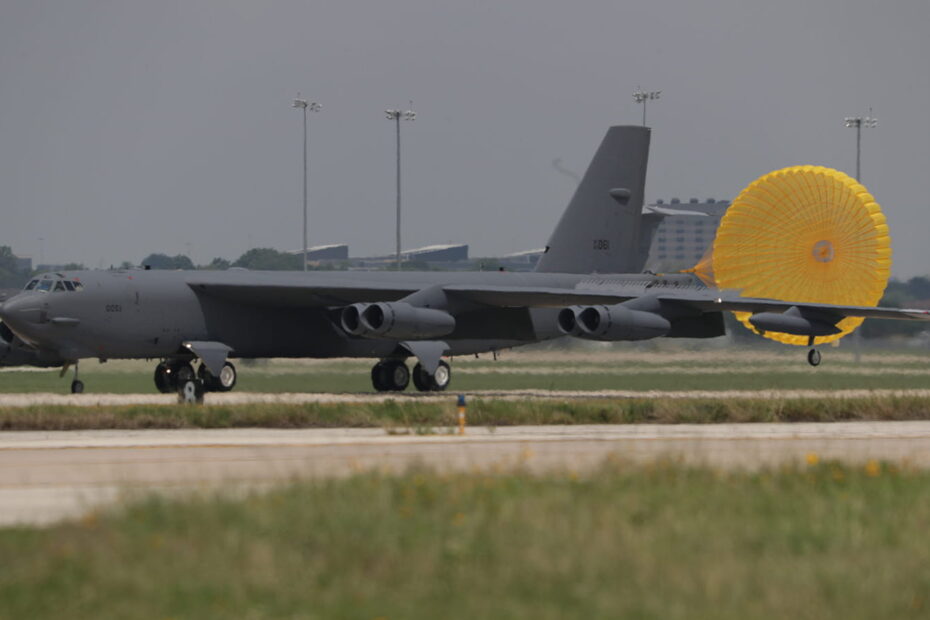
[412, 361, 451, 392]
[198, 362, 238, 392]
[371, 362, 389, 392]
[385, 361, 409, 391]
[371, 360, 409, 392]
[807, 349, 822, 367]
[177, 379, 204, 404]
[174, 363, 195, 385]
[154, 362, 172, 394]
[217, 362, 237, 392]
[70, 380, 84, 394]
[432, 361, 451, 391]
[412, 363, 429, 392]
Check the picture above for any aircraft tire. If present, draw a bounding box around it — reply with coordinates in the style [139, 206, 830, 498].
[412, 363, 430, 391]
[385, 360, 410, 391]
[154, 363, 173, 394]
[177, 379, 204, 404]
[412, 361, 451, 392]
[371, 362, 389, 392]
[807, 349, 822, 367]
[70, 380, 84, 394]
[174, 363, 195, 386]
[216, 362, 237, 392]
[432, 361, 451, 391]
[198, 362, 237, 392]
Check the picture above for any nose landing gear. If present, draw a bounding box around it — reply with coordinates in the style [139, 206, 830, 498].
[70, 361, 83, 394]
[60, 361, 83, 394]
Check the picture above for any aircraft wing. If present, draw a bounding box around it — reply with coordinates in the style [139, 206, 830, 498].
[660, 292, 930, 321]
[186, 279, 416, 307]
[189, 276, 930, 322]
[441, 285, 638, 307]
[443, 285, 930, 321]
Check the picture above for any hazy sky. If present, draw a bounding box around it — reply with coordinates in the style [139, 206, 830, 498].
[2, 0, 928, 276]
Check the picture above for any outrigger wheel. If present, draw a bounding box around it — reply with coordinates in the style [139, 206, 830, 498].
[711, 165, 892, 347]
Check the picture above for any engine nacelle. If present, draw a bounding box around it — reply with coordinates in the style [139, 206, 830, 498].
[557, 306, 584, 336]
[341, 302, 455, 340]
[749, 308, 841, 337]
[573, 304, 671, 341]
[340, 303, 369, 336]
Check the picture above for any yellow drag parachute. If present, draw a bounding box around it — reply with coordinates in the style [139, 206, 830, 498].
[708, 165, 891, 346]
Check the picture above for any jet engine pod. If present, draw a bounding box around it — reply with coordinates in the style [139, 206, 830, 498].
[557, 307, 583, 336]
[748, 307, 841, 337]
[358, 302, 456, 340]
[576, 304, 671, 341]
[340, 303, 370, 336]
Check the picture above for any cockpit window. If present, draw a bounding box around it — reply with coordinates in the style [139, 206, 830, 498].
[28, 276, 84, 293]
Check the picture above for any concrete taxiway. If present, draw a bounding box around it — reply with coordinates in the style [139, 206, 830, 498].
[2, 421, 930, 526]
[3, 388, 930, 407]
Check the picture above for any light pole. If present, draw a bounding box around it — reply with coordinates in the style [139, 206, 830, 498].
[632, 88, 661, 126]
[845, 111, 878, 183]
[844, 110, 878, 363]
[292, 94, 321, 272]
[385, 106, 416, 270]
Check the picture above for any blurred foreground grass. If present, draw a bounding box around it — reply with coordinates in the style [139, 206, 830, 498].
[4, 394, 930, 430]
[1, 462, 928, 619]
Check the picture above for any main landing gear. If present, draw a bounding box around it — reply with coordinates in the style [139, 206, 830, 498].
[154, 359, 238, 403]
[371, 359, 451, 392]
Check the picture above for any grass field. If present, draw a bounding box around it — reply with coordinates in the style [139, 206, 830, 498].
[4, 394, 930, 431]
[2, 347, 930, 394]
[1, 462, 928, 619]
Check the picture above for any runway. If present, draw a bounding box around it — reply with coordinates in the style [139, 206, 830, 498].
[3, 387, 930, 407]
[2, 420, 930, 526]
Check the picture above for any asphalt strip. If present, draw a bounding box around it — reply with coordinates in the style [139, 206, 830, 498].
[2, 388, 930, 407]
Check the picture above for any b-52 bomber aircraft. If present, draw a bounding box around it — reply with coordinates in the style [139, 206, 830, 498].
[2, 125, 928, 401]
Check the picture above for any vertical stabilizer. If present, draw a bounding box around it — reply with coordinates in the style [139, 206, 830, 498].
[535, 126, 650, 274]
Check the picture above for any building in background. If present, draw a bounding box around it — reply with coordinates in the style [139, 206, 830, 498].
[306, 244, 349, 262]
[643, 198, 729, 272]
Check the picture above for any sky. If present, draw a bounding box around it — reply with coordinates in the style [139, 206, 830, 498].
[1, 0, 928, 277]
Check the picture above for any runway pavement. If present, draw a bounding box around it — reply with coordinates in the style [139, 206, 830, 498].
[2, 421, 930, 526]
[4, 388, 930, 407]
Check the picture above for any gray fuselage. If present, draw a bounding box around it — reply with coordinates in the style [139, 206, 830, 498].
[0, 268, 705, 365]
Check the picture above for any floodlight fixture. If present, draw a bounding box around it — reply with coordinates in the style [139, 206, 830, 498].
[632, 88, 661, 126]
